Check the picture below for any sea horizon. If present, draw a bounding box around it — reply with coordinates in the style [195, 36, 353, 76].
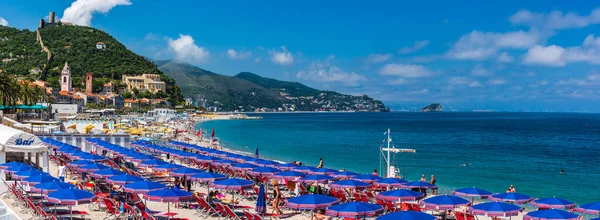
[198, 112, 600, 204]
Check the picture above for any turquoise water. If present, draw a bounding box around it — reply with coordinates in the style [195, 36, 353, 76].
[198, 112, 600, 203]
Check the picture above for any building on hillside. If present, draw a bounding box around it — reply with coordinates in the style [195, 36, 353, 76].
[85, 73, 93, 94]
[60, 62, 72, 92]
[103, 82, 114, 94]
[122, 74, 166, 93]
[184, 98, 193, 106]
[96, 42, 106, 50]
[124, 99, 138, 109]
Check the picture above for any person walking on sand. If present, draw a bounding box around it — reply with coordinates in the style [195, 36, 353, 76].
[420, 174, 426, 182]
[430, 175, 437, 194]
[57, 162, 66, 182]
[372, 169, 378, 176]
[317, 158, 323, 168]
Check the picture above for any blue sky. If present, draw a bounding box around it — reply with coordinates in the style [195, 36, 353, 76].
[2, 0, 600, 112]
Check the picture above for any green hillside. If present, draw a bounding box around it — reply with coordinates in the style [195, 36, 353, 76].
[159, 61, 387, 112]
[0, 25, 183, 103]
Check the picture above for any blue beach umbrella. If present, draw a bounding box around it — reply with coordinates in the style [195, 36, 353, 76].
[575, 202, 600, 215]
[211, 178, 254, 190]
[470, 202, 522, 217]
[530, 197, 576, 209]
[170, 167, 203, 177]
[524, 209, 580, 220]
[139, 159, 167, 167]
[211, 159, 235, 166]
[77, 153, 106, 162]
[489, 192, 533, 204]
[90, 169, 126, 179]
[193, 155, 218, 163]
[421, 195, 471, 210]
[255, 184, 266, 215]
[13, 169, 43, 179]
[106, 174, 145, 185]
[329, 180, 370, 189]
[273, 171, 306, 180]
[292, 166, 318, 173]
[154, 163, 183, 171]
[326, 202, 384, 218]
[275, 163, 298, 170]
[310, 168, 338, 175]
[250, 167, 282, 176]
[231, 163, 258, 171]
[352, 174, 382, 183]
[144, 188, 193, 220]
[375, 178, 408, 188]
[0, 161, 24, 169]
[286, 194, 339, 210]
[255, 160, 279, 167]
[47, 189, 96, 205]
[402, 181, 438, 189]
[190, 172, 227, 182]
[376, 189, 424, 201]
[32, 181, 76, 193]
[21, 174, 59, 186]
[299, 174, 334, 183]
[68, 160, 95, 167]
[5, 164, 32, 173]
[79, 163, 110, 172]
[453, 187, 493, 198]
[123, 181, 166, 194]
[332, 171, 359, 179]
[377, 211, 436, 220]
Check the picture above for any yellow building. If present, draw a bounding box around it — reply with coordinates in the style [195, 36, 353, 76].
[121, 74, 166, 93]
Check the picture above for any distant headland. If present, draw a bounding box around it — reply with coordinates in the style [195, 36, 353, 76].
[421, 103, 443, 112]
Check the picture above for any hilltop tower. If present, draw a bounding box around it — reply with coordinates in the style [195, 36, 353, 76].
[49, 12, 55, 23]
[60, 62, 72, 92]
[85, 73, 93, 94]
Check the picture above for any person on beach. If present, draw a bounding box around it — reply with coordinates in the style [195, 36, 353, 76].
[420, 174, 426, 182]
[509, 184, 516, 193]
[317, 158, 323, 168]
[313, 209, 331, 220]
[272, 179, 283, 215]
[372, 169, 378, 176]
[430, 175, 437, 194]
[57, 162, 66, 182]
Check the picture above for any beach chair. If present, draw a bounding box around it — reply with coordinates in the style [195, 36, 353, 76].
[238, 189, 257, 201]
[375, 199, 388, 212]
[214, 202, 231, 218]
[359, 193, 370, 203]
[337, 190, 349, 202]
[353, 193, 361, 202]
[102, 197, 126, 219]
[384, 201, 397, 212]
[223, 204, 246, 220]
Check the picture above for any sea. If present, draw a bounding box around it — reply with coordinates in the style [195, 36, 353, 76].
[197, 112, 600, 204]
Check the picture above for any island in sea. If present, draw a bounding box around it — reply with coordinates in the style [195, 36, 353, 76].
[421, 103, 443, 112]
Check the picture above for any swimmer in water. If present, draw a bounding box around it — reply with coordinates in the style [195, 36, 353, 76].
[560, 170, 565, 174]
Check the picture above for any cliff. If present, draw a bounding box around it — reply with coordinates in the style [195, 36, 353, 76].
[421, 103, 443, 112]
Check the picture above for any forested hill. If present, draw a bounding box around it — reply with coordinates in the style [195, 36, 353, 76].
[158, 60, 388, 112]
[0, 25, 182, 103]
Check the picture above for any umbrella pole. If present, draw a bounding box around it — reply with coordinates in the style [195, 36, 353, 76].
[70, 205, 73, 220]
[168, 201, 171, 220]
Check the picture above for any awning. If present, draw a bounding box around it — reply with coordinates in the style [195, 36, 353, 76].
[0, 125, 47, 152]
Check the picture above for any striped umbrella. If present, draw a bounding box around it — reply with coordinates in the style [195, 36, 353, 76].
[524, 209, 579, 220]
[531, 197, 576, 209]
[124, 181, 166, 194]
[470, 202, 522, 217]
[421, 195, 471, 210]
[329, 180, 370, 189]
[376, 189, 424, 201]
[211, 178, 253, 190]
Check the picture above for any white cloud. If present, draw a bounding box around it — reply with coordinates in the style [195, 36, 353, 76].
[270, 46, 293, 65]
[365, 53, 392, 64]
[61, 0, 131, 26]
[448, 77, 472, 85]
[523, 34, 600, 66]
[509, 8, 600, 31]
[387, 78, 411, 85]
[379, 64, 433, 78]
[226, 49, 251, 60]
[556, 74, 600, 86]
[296, 61, 366, 84]
[446, 30, 541, 60]
[468, 81, 483, 87]
[398, 40, 430, 54]
[488, 79, 508, 85]
[0, 17, 8, 26]
[496, 52, 514, 63]
[254, 58, 260, 63]
[409, 89, 429, 94]
[470, 65, 493, 76]
[167, 34, 209, 63]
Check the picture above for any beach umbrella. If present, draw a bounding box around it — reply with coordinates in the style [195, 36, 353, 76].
[139, 159, 167, 167]
[129, 154, 155, 162]
[190, 172, 227, 182]
[5, 164, 32, 173]
[170, 167, 203, 177]
[255, 160, 279, 168]
[106, 174, 145, 185]
[470, 202, 522, 218]
[275, 163, 298, 170]
[67, 160, 95, 167]
[376, 189, 424, 201]
[374, 178, 408, 188]
[90, 169, 125, 179]
[524, 209, 580, 220]
[153, 163, 183, 171]
[531, 197, 576, 209]
[453, 187, 493, 198]
[377, 211, 436, 220]
[0, 161, 24, 169]
[310, 168, 337, 175]
[47, 189, 96, 220]
[21, 174, 59, 186]
[12, 169, 43, 179]
[193, 155, 217, 163]
[144, 188, 193, 220]
[211, 159, 235, 166]
[329, 180, 370, 189]
[211, 178, 254, 190]
[352, 174, 382, 183]
[401, 181, 438, 189]
[231, 163, 258, 171]
[421, 195, 471, 210]
[489, 192, 533, 204]
[124, 181, 166, 194]
[575, 202, 600, 215]
[79, 163, 110, 172]
[286, 194, 339, 210]
[250, 167, 282, 176]
[326, 202, 383, 218]
[255, 184, 266, 216]
[273, 171, 306, 180]
[299, 174, 334, 183]
[292, 166, 318, 173]
[332, 171, 359, 179]
[32, 181, 76, 193]
[77, 154, 106, 162]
